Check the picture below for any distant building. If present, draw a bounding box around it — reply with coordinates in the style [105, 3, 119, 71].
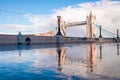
[34, 30, 56, 36]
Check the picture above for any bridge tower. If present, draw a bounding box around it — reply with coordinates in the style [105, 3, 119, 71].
[56, 16, 66, 37]
[56, 16, 62, 36]
[86, 12, 96, 38]
[60, 18, 66, 37]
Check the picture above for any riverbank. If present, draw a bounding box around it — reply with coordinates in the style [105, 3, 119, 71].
[0, 34, 119, 44]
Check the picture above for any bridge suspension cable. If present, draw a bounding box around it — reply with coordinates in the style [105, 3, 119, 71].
[95, 24, 119, 37]
[0, 9, 25, 16]
[0, 9, 56, 21]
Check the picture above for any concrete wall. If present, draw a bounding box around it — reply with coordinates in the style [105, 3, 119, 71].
[23, 35, 57, 44]
[0, 35, 85, 44]
[0, 35, 58, 44]
[0, 35, 119, 45]
[0, 35, 17, 44]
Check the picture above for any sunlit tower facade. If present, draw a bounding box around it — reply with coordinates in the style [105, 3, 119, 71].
[86, 12, 96, 38]
[56, 16, 66, 37]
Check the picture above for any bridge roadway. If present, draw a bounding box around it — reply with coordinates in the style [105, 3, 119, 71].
[65, 21, 86, 27]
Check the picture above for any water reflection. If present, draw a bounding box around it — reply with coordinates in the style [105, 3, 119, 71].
[0, 43, 120, 80]
[117, 43, 119, 55]
[25, 44, 31, 50]
[56, 43, 98, 73]
[57, 47, 66, 71]
[87, 43, 97, 72]
[17, 44, 22, 56]
[99, 44, 102, 59]
[56, 43, 100, 73]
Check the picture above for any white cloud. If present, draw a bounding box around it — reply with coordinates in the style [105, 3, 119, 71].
[1, 0, 120, 37]
[0, 24, 34, 34]
[52, 0, 120, 37]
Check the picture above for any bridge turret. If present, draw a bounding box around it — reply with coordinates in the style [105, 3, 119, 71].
[56, 16, 62, 36]
[86, 12, 96, 38]
[56, 16, 66, 37]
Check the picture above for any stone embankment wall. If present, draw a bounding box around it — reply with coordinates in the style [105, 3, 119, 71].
[0, 35, 58, 44]
[0, 35, 87, 45]
[0, 35, 118, 45]
[0, 35, 17, 44]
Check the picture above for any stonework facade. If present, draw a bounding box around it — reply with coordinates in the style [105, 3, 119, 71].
[86, 12, 96, 38]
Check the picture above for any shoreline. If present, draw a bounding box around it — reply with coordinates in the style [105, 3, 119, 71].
[0, 34, 119, 45]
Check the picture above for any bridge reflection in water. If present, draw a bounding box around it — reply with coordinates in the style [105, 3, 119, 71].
[55, 43, 120, 78]
[0, 43, 120, 80]
[56, 43, 98, 73]
[87, 43, 97, 72]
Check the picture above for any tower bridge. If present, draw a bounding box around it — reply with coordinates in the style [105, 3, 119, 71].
[56, 12, 120, 43]
[0, 9, 120, 44]
[56, 12, 97, 38]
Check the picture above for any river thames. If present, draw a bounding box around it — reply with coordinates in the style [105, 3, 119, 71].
[0, 43, 120, 80]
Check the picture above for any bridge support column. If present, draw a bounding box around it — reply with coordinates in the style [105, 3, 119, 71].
[99, 25, 102, 38]
[117, 29, 119, 39]
[116, 29, 119, 42]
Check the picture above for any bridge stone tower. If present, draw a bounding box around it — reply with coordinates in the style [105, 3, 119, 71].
[60, 21, 66, 37]
[56, 16, 66, 37]
[56, 16, 62, 36]
[86, 12, 96, 38]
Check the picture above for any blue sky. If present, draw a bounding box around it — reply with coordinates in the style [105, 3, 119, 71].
[0, 0, 98, 15]
[0, 0, 98, 34]
[0, 0, 120, 37]
[0, 0, 98, 24]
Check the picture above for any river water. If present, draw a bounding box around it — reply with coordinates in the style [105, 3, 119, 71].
[0, 43, 120, 80]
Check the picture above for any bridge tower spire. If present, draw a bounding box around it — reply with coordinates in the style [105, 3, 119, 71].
[86, 12, 96, 38]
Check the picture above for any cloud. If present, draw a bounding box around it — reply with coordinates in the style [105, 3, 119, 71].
[0, 0, 120, 37]
[0, 24, 33, 34]
[52, 0, 120, 37]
